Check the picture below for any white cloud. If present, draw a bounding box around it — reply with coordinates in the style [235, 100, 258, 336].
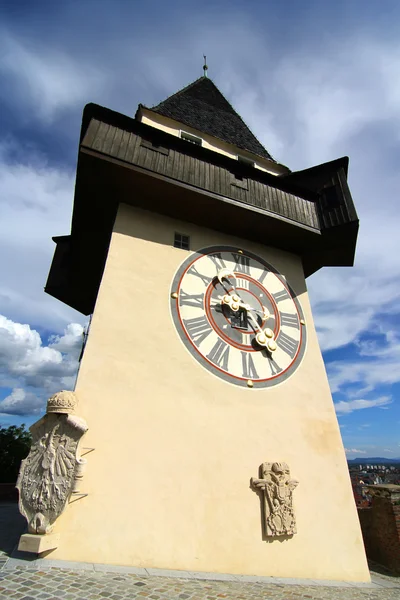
[356, 331, 400, 359]
[335, 396, 392, 415]
[0, 141, 85, 332]
[0, 315, 83, 415]
[0, 388, 44, 416]
[0, 31, 104, 123]
[0, 10, 399, 429]
[345, 448, 367, 454]
[273, 37, 400, 166]
[327, 328, 400, 394]
[48, 323, 84, 359]
[262, 37, 400, 357]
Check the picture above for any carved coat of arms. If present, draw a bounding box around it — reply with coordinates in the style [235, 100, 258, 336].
[16, 391, 88, 535]
[251, 461, 299, 537]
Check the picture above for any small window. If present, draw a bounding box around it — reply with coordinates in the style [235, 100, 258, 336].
[181, 131, 202, 146]
[174, 233, 190, 250]
[237, 155, 255, 168]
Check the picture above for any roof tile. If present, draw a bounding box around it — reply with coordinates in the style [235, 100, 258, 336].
[147, 77, 275, 162]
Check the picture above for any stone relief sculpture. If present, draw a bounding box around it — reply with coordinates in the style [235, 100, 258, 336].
[251, 462, 298, 537]
[16, 391, 88, 542]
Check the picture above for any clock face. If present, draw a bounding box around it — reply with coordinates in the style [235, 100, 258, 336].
[170, 246, 306, 388]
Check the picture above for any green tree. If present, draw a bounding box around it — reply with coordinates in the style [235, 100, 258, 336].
[0, 425, 32, 483]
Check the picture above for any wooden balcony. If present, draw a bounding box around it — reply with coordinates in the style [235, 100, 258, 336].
[45, 103, 359, 315]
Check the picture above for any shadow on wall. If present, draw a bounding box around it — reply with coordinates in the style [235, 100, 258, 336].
[114, 205, 308, 301]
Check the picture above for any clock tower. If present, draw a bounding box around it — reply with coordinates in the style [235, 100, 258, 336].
[44, 76, 369, 581]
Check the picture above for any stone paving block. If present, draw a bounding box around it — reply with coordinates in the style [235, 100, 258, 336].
[145, 568, 195, 579]
[232, 574, 270, 583]
[345, 580, 378, 589]
[1, 565, 400, 600]
[370, 576, 400, 588]
[41, 560, 95, 571]
[94, 564, 148, 576]
[3, 558, 39, 570]
[309, 579, 359, 588]
[191, 572, 240, 582]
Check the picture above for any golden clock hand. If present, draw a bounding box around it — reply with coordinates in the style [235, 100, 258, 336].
[218, 295, 276, 352]
[220, 294, 246, 312]
[217, 268, 236, 285]
[247, 311, 277, 352]
[216, 269, 249, 308]
[217, 270, 272, 322]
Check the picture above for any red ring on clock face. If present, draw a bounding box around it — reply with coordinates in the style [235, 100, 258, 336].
[170, 246, 306, 389]
[204, 275, 280, 351]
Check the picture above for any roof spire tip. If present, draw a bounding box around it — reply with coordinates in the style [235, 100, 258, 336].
[203, 55, 208, 77]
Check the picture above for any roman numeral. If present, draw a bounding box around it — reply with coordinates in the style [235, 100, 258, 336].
[258, 268, 270, 285]
[237, 277, 250, 290]
[231, 253, 250, 275]
[179, 290, 204, 308]
[188, 265, 212, 286]
[272, 288, 290, 303]
[279, 312, 299, 329]
[208, 253, 226, 271]
[268, 355, 282, 376]
[183, 316, 212, 347]
[276, 331, 298, 359]
[207, 338, 230, 370]
[241, 352, 259, 379]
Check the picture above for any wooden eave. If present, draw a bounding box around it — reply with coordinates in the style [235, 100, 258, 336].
[45, 103, 359, 316]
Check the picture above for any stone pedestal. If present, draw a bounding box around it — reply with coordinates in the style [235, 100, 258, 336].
[18, 533, 60, 554]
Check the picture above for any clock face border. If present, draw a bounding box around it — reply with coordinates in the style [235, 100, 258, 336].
[170, 245, 307, 389]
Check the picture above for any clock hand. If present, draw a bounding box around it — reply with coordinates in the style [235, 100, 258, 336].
[218, 296, 273, 321]
[216, 269, 276, 349]
[218, 295, 276, 352]
[220, 294, 242, 312]
[217, 268, 236, 286]
[216, 269, 272, 321]
[247, 311, 277, 352]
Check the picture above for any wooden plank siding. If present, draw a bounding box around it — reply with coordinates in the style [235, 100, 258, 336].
[82, 119, 320, 231]
[317, 169, 357, 230]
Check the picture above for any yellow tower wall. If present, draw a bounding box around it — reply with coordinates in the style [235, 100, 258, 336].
[48, 204, 369, 582]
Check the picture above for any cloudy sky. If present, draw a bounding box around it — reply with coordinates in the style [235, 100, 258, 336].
[0, 0, 399, 459]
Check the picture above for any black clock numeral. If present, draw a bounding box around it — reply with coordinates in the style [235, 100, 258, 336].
[231, 253, 250, 275]
[188, 265, 212, 286]
[276, 331, 298, 359]
[272, 288, 290, 303]
[241, 352, 259, 379]
[258, 268, 270, 285]
[207, 338, 230, 371]
[268, 355, 282, 376]
[208, 253, 226, 271]
[279, 312, 299, 330]
[183, 316, 212, 347]
[179, 290, 204, 308]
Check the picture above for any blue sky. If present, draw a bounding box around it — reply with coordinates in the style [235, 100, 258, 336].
[0, 0, 399, 459]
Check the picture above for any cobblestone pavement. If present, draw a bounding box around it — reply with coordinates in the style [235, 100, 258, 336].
[1, 503, 399, 600]
[0, 567, 400, 600]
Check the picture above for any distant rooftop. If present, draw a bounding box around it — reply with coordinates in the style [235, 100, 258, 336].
[143, 77, 275, 162]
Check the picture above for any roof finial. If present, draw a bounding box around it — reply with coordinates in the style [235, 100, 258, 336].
[203, 55, 208, 77]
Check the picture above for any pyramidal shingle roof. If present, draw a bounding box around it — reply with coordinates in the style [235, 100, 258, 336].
[148, 77, 275, 162]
